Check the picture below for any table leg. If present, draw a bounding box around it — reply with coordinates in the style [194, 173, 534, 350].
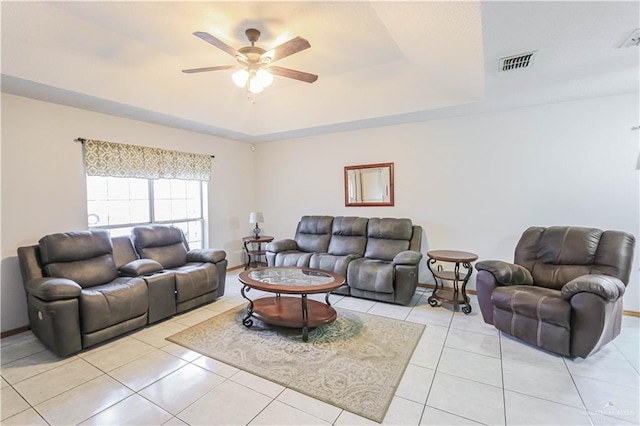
[325, 292, 332, 306]
[426, 257, 440, 307]
[240, 285, 254, 327]
[243, 240, 250, 270]
[460, 262, 473, 314]
[301, 294, 309, 341]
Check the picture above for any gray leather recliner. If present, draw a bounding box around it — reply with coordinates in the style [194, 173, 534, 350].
[344, 218, 422, 304]
[132, 225, 227, 313]
[266, 215, 334, 267]
[18, 230, 151, 357]
[476, 226, 635, 358]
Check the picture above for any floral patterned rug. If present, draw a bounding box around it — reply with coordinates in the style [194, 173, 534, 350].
[167, 305, 424, 422]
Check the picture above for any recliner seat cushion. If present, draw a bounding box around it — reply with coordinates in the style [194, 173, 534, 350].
[492, 285, 570, 329]
[347, 258, 395, 294]
[172, 263, 218, 302]
[275, 251, 313, 267]
[310, 253, 358, 277]
[80, 277, 148, 334]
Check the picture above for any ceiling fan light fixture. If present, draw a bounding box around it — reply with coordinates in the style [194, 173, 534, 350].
[232, 69, 250, 87]
[256, 69, 273, 88]
[248, 78, 264, 94]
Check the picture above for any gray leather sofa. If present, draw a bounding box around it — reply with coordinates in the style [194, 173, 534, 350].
[266, 216, 422, 305]
[476, 226, 635, 358]
[17, 226, 227, 357]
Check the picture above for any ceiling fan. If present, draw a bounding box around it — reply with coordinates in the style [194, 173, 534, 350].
[183, 28, 318, 94]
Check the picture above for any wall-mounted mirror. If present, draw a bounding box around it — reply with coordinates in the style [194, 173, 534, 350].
[344, 162, 394, 207]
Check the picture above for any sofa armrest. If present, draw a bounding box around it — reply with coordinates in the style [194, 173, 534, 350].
[119, 259, 164, 277]
[475, 260, 533, 285]
[393, 250, 422, 265]
[561, 274, 626, 302]
[266, 239, 298, 253]
[26, 277, 82, 301]
[187, 249, 226, 264]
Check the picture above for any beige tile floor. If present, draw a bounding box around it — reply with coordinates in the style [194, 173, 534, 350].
[1, 271, 639, 425]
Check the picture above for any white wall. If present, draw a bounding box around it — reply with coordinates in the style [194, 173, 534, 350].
[1, 94, 255, 332]
[255, 94, 640, 312]
[2, 92, 638, 333]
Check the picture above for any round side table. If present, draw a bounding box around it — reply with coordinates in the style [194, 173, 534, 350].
[242, 235, 274, 270]
[426, 250, 478, 314]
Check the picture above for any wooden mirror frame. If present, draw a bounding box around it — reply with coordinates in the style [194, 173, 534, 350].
[344, 162, 395, 207]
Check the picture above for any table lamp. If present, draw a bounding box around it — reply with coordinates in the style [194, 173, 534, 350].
[249, 211, 264, 238]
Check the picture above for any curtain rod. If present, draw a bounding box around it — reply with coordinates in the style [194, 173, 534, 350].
[75, 138, 215, 158]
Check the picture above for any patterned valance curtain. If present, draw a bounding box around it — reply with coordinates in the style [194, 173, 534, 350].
[83, 139, 212, 181]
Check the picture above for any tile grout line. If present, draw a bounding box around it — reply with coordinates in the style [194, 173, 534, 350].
[499, 331, 507, 426]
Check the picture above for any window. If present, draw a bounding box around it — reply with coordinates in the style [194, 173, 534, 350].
[87, 176, 204, 249]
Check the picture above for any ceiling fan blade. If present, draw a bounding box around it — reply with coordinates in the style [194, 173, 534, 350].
[270, 66, 318, 83]
[263, 36, 311, 62]
[193, 31, 243, 59]
[182, 65, 239, 74]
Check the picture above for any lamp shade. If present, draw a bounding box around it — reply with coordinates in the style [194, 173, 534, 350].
[249, 211, 264, 224]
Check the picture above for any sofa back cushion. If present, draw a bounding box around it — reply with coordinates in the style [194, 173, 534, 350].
[295, 216, 334, 253]
[364, 218, 413, 261]
[39, 230, 118, 288]
[112, 236, 139, 269]
[133, 225, 188, 269]
[515, 226, 636, 290]
[328, 217, 368, 256]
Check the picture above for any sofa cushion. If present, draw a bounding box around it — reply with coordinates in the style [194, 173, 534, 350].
[40, 231, 119, 288]
[310, 253, 359, 277]
[364, 218, 413, 261]
[133, 225, 188, 269]
[172, 263, 218, 303]
[328, 217, 368, 256]
[491, 285, 570, 329]
[39, 230, 113, 264]
[275, 251, 313, 267]
[112, 236, 139, 269]
[80, 277, 148, 334]
[295, 216, 333, 253]
[347, 258, 395, 294]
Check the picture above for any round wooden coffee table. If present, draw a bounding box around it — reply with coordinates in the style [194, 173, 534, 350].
[238, 267, 345, 341]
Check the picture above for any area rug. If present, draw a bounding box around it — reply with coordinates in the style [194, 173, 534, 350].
[167, 305, 424, 422]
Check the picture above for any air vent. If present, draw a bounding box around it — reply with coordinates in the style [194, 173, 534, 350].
[620, 29, 640, 48]
[499, 51, 537, 72]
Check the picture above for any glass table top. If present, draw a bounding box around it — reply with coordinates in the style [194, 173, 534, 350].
[247, 267, 335, 287]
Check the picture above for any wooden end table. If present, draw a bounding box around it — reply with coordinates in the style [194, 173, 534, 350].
[426, 250, 478, 314]
[242, 235, 274, 270]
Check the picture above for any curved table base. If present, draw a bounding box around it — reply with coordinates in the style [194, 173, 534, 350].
[242, 296, 337, 341]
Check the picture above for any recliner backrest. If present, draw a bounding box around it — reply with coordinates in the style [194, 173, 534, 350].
[364, 218, 413, 261]
[132, 225, 188, 269]
[112, 235, 139, 269]
[38, 230, 118, 288]
[328, 216, 368, 256]
[294, 216, 334, 253]
[514, 226, 635, 290]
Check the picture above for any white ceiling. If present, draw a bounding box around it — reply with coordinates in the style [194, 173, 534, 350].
[1, 1, 638, 143]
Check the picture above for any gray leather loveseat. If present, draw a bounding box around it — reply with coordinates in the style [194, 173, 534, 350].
[17, 225, 227, 357]
[266, 216, 422, 305]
